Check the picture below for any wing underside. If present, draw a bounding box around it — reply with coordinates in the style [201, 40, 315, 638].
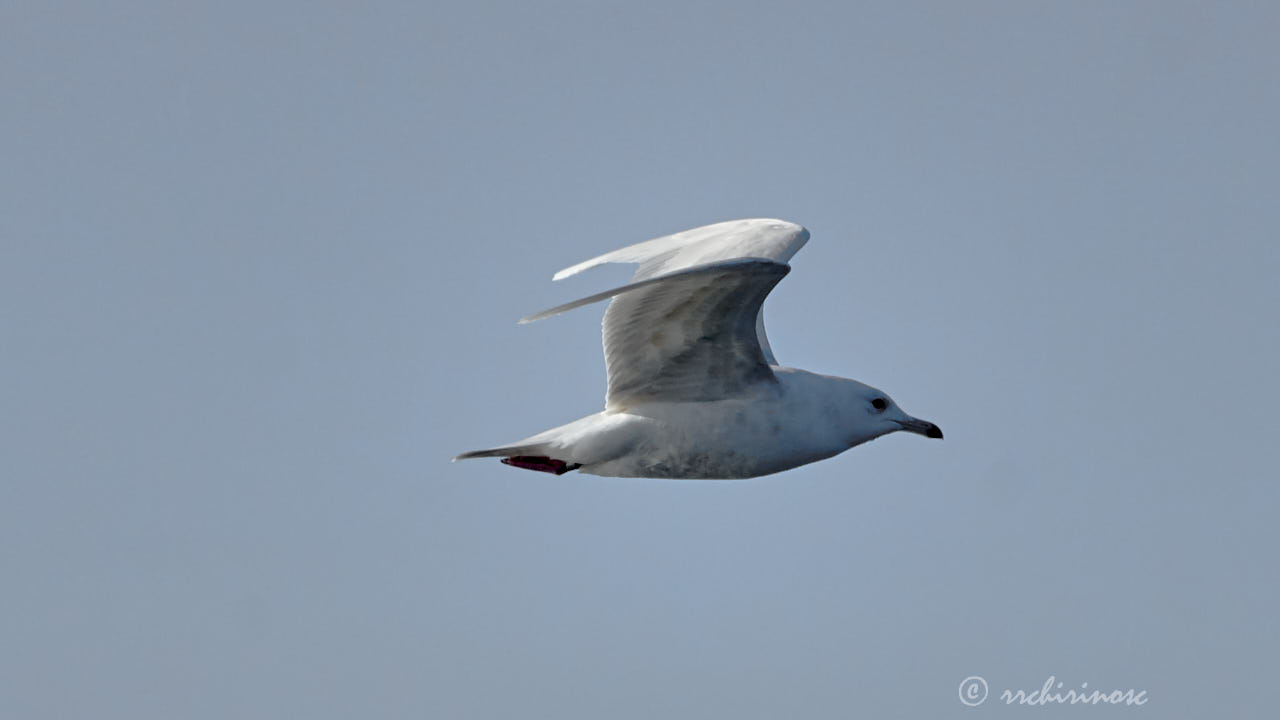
[523, 219, 810, 408]
[524, 259, 791, 408]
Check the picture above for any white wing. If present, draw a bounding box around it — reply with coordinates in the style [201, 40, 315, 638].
[553, 218, 808, 363]
[554, 218, 809, 281]
[523, 219, 809, 410]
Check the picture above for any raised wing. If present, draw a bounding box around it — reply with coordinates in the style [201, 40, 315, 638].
[554, 218, 809, 281]
[551, 218, 809, 364]
[523, 259, 790, 410]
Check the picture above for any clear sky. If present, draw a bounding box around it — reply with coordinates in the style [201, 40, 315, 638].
[3, 1, 1278, 718]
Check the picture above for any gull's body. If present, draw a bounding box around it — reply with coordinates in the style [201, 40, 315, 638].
[455, 219, 942, 479]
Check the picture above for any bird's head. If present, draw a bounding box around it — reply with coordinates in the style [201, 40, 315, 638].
[842, 380, 943, 447]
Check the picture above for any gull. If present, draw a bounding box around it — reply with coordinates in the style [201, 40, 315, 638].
[454, 218, 942, 479]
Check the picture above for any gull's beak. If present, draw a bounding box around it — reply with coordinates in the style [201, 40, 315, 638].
[897, 417, 943, 439]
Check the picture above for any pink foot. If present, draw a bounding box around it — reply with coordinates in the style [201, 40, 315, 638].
[501, 456, 582, 475]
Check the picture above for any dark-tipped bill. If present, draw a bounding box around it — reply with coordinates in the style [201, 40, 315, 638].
[898, 418, 943, 439]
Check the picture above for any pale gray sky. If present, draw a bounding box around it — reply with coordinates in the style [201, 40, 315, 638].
[3, 2, 1278, 718]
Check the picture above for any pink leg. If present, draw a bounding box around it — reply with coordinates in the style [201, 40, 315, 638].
[501, 456, 582, 475]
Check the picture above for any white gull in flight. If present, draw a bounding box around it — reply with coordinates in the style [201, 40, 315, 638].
[454, 218, 942, 478]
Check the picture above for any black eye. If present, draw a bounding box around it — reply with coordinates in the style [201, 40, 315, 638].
[871, 398, 888, 411]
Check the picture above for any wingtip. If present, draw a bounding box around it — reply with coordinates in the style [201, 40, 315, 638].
[551, 260, 596, 282]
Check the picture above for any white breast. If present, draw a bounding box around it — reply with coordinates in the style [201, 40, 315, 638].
[581, 369, 853, 479]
